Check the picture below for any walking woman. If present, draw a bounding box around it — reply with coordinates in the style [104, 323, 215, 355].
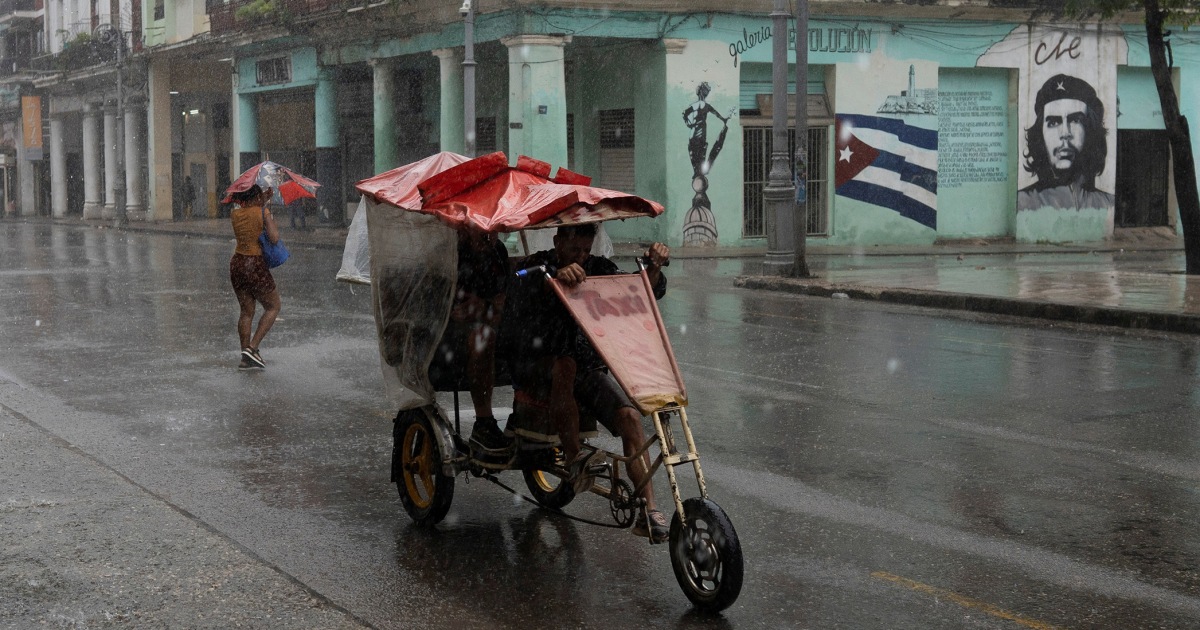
[228, 185, 281, 370]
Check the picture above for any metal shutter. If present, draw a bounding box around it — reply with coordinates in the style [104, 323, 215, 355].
[597, 108, 634, 192]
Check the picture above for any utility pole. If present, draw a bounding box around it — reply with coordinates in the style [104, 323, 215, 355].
[792, 0, 810, 276]
[460, 0, 476, 157]
[112, 23, 127, 228]
[762, 0, 795, 276]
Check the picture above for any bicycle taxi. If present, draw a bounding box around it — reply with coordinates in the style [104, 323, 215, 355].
[340, 151, 743, 611]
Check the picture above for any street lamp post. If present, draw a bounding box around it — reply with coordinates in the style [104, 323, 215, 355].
[792, 0, 810, 277]
[762, 0, 795, 276]
[460, 0, 476, 157]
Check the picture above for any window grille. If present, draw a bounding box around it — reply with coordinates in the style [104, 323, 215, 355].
[742, 126, 829, 238]
[256, 56, 291, 86]
[476, 117, 496, 154]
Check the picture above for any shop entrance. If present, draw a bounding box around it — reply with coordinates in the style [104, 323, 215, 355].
[1115, 130, 1170, 227]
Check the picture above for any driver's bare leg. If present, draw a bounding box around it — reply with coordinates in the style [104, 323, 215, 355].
[613, 407, 655, 511]
[614, 406, 669, 542]
[466, 323, 496, 419]
[550, 356, 581, 462]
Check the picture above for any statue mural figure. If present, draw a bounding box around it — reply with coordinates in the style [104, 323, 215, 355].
[681, 82, 735, 246]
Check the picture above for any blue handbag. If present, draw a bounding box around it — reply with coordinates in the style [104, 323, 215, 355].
[259, 207, 290, 268]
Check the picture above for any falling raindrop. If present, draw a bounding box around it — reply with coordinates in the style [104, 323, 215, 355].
[886, 358, 901, 374]
[679, 323, 688, 334]
[34, 320, 41, 327]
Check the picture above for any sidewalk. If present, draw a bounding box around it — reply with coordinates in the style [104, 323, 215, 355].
[20, 216, 1200, 335]
[737, 230, 1200, 335]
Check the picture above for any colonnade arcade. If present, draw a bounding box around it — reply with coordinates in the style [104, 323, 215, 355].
[48, 91, 147, 221]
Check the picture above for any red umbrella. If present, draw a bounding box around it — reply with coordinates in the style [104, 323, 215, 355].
[413, 152, 664, 233]
[222, 160, 320, 205]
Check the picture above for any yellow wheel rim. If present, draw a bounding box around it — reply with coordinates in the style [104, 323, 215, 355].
[531, 469, 559, 493]
[401, 423, 435, 510]
[531, 448, 566, 492]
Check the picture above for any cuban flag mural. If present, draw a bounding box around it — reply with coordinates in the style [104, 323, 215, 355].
[834, 114, 938, 229]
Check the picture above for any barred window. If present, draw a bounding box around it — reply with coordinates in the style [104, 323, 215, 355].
[256, 56, 291, 86]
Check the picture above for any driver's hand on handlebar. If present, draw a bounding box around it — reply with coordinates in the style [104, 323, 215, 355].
[646, 243, 670, 270]
[555, 263, 587, 287]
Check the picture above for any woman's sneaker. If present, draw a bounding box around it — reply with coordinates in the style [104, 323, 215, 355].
[632, 508, 670, 543]
[241, 348, 265, 370]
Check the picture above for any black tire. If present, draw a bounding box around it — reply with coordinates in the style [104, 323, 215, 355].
[522, 449, 576, 510]
[394, 409, 455, 526]
[669, 498, 743, 612]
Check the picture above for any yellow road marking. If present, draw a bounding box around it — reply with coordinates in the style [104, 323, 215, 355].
[870, 571, 1063, 630]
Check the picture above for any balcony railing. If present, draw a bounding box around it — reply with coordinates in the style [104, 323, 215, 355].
[0, 0, 38, 14]
[30, 38, 121, 74]
[206, 0, 347, 34]
[0, 55, 34, 76]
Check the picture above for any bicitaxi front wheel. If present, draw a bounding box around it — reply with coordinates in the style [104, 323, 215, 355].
[394, 409, 454, 526]
[669, 497, 743, 612]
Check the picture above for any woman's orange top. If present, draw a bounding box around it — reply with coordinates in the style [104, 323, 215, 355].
[230, 206, 266, 256]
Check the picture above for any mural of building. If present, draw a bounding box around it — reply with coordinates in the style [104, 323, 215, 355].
[2, 2, 1195, 248]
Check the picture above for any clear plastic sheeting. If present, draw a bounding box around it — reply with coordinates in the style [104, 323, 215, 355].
[335, 197, 371, 285]
[365, 197, 457, 410]
[520, 224, 614, 258]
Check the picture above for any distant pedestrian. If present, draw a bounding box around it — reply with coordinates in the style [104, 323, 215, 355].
[227, 184, 281, 370]
[288, 198, 307, 230]
[181, 176, 197, 220]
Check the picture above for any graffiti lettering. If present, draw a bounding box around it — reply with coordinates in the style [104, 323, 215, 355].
[1034, 31, 1081, 65]
[728, 26, 772, 67]
[581, 290, 649, 321]
[728, 27, 873, 66]
[809, 28, 873, 54]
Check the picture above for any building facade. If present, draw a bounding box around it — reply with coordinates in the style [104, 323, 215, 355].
[3, 1, 1194, 248]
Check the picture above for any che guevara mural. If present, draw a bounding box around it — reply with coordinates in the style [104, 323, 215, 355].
[830, 24, 1125, 243]
[979, 24, 1125, 241]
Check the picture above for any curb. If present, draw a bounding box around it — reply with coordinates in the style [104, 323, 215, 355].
[735, 276, 1200, 335]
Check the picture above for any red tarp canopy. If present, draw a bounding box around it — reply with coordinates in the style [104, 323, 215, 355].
[409, 152, 664, 233]
[355, 151, 472, 210]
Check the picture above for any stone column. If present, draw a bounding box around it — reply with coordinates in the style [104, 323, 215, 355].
[147, 58, 174, 222]
[370, 58, 397, 172]
[125, 94, 147, 221]
[81, 102, 103, 218]
[102, 102, 117, 219]
[314, 66, 343, 223]
[502, 35, 569, 169]
[432, 48, 464, 154]
[236, 90, 259, 175]
[16, 111, 35, 216]
[49, 113, 66, 218]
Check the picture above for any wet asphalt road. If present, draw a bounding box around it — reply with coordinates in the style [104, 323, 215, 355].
[2, 221, 1200, 629]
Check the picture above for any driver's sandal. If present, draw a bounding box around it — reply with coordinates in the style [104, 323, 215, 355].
[632, 508, 669, 544]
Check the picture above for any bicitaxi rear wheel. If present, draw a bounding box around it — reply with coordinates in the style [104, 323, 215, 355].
[394, 409, 454, 526]
[522, 448, 576, 510]
[669, 498, 743, 612]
